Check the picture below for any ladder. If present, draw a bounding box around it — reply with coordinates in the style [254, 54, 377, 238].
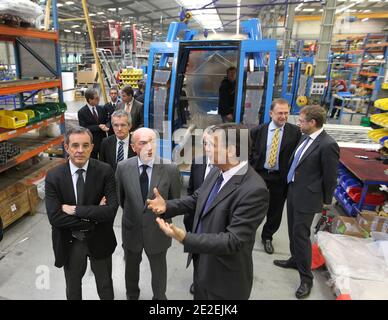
[97, 48, 120, 88]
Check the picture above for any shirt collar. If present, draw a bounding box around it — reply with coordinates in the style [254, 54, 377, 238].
[69, 160, 89, 176]
[137, 157, 154, 169]
[221, 161, 247, 180]
[269, 121, 284, 131]
[309, 127, 324, 141]
[87, 103, 96, 110]
[126, 98, 134, 106]
[117, 134, 130, 145]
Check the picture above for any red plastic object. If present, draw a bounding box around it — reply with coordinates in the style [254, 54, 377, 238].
[311, 243, 325, 270]
[336, 294, 352, 300]
[347, 188, 385, 206]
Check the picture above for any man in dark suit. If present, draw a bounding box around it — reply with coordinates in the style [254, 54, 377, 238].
[274, 105, 339, 299]
[104, 87, 121, 136]
[218, 66, 236, 123]
[99, 110, 136, 171]
[134, 80, 145, 103]
[250, 98, 301, 254]
[116, 127, 181, 300]
[45, 126, 118, 300]
[78, 88, 110, 159]
[148, 123, 269, 300]
[117, 85, 143, 132]
[185, 126, 218, 294]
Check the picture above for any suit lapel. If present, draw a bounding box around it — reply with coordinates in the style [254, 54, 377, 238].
[296, 131, 324, 167]
[129, 158, 143, 201]
[259, 124, 269, 154]
[148, 164, 163, 199]
[84, 159, 97, 204]
[64, 162, 76, 204]
[280, 124, 290, 153]
[112, 136, 118, 164]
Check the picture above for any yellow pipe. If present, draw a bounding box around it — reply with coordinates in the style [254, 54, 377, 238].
[81, 0, 108, 104]
[58, 17, 87, 22]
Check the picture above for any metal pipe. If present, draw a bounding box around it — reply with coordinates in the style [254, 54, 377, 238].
[81, 0, 108, 104]
[188, 1, 322, 11]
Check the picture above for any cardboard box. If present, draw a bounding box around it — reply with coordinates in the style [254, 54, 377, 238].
[356, 211, 388, 234]
[76, 63, 97, 84]
[331, 216, 369, 238]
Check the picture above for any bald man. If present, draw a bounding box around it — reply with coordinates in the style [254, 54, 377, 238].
[116, 128, 181, 300]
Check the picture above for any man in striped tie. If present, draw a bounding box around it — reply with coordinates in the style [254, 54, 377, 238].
[99, 110, 136, 171]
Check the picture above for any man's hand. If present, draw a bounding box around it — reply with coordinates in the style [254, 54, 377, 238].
[147, 188, 166, 215]
[156, 217, 186, 243]
[62, 204, 76, 215]
[100, 196, 107, 206]
[99, 124, 109, 132]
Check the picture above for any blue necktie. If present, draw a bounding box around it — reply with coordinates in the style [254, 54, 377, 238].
[117, 140, 124, 163]
[287, 137, 311, 184]
[196, 173, 224, 233]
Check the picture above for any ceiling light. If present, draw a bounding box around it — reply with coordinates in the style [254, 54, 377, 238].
[108, 19, 116, 23]
[64, 29, 71, 33]
[361, 17, 369, 22]
[57, 3, 64, 7]
[336, 1, 362, 14]
[295, 3, 304, 11]
[74, 31, 81, 34]
[302, 8, 315, 12]
[97, 12, 105, 15]
[108, 8, 118, 11]
[65, 1, 74, 5]
[71, 25, 80, 28]
[89, 13, 96, 17]
[363, 10, 371, 12]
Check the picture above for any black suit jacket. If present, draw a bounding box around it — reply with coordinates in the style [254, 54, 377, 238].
[218, 78, 236, 116]
[164, 164, 269, 299]
[78, 105, 109, 155]
[185, 156, 208, 232]
[103, 101, 119, 136]
[45, 159, 118, 268]
[289, 130, 339, 213]
[249, 122, 302, 181]
[117, 100, 144, 132]
[99, 134, 136, 171]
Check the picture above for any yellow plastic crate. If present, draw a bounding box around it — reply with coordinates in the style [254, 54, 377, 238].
[0, 110, 28, 129]
[374, 98, 388, 111]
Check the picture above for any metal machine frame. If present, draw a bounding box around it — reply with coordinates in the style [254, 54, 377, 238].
[143, 19, 277, 160]
[281, 56, 314, 114]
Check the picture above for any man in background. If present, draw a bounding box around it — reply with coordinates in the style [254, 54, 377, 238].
[78, 88, 109, 159]
[250, 98, 301, 254]
[218, 66, 237, 123]
[104, 87, 121, 136]
[117, 85, 143, 131]
[100, 110, 136, 171]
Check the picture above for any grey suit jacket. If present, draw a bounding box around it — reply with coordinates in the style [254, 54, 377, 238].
[289, 130, 339, 213]
[116, 156, 181, 254]
[117, 100, 143, 131]
[164, 164, 269, 300]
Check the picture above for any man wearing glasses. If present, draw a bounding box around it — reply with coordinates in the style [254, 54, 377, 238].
[274, 105, 339, 299]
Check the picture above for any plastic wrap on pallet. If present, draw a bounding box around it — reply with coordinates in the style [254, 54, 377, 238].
[0, 0, 43, 27]
[316, 231, 388, 299]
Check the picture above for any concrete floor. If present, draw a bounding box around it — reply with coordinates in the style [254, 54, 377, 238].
[0, 100, 338, 300]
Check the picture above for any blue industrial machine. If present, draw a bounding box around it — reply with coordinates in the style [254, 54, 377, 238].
[281, 56, 314, 114]
[143, 18, 277, 161]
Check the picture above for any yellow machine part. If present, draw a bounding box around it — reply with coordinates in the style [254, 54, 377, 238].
[184, 12, 192, 22]
[305, 64, 313, 76]
[296, 95, 308, 107]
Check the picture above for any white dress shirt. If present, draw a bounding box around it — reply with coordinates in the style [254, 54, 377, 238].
[204, 158, 213, 179]
[137, 157, 154, 190]
[116, 135, 130, 161]
[87, 103, 98, 117]
[219, 161, 248, 191]
[69, 160, 89, 203]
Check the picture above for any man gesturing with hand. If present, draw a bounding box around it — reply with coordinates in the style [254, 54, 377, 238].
[148, 123, 269, 300]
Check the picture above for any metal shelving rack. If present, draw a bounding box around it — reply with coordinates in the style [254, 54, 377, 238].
[0, 1, 65, 228]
